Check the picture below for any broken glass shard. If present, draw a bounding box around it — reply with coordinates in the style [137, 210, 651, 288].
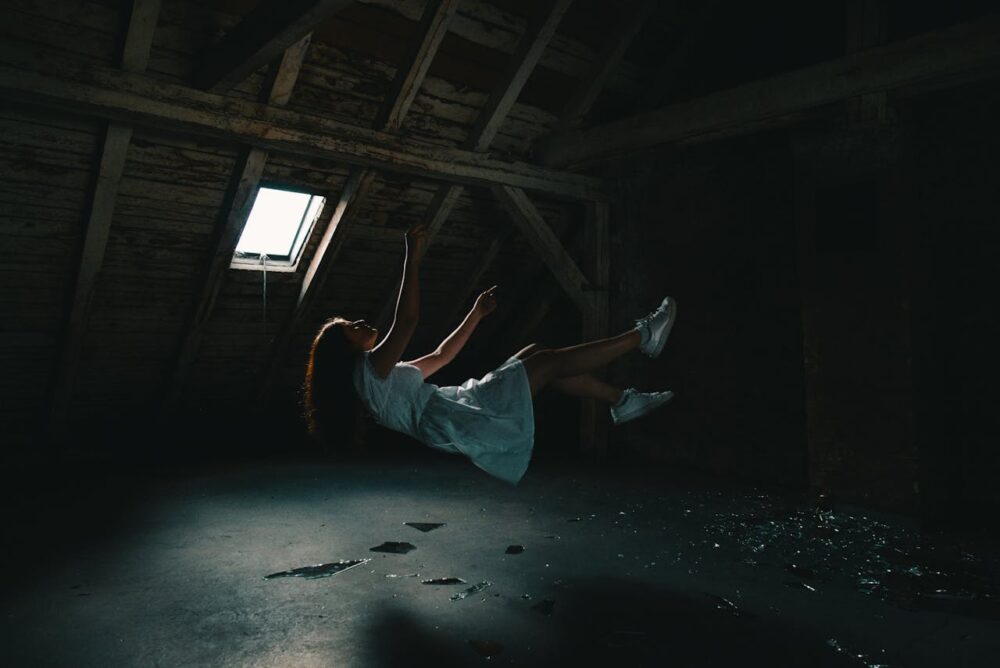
[264, 559, 368, 580]
[404, 523, 446, 532]
[370, 542, 416, 554]
[505, 545, 525, 554]
[422, 577, 466, 585]
[451, 581, 493, 601]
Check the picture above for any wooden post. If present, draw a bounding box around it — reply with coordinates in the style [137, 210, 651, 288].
[580, 201, 610, 458]
[46, 0, 162, 435]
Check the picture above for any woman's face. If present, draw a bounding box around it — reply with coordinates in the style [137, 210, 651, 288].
[341, 319, 378, 351]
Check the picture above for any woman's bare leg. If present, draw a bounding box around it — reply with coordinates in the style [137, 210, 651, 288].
[550, 374, 623, 404]
[520, 330, 641, 395]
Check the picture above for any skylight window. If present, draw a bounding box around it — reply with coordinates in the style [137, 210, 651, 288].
[231, 186, 325, 271]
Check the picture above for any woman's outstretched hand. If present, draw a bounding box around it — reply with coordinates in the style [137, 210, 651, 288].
[405, 223, 428, 263]
[472, 285, 498, 318]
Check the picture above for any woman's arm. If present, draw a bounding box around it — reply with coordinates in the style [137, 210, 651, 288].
[408, 286, 497, 380]
[369, 224, 427, 377]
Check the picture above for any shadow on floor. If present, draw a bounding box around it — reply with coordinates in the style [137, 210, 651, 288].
[366, 577, 860, 667]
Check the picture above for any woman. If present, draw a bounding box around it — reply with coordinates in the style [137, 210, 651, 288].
[303, 223, 677, 484]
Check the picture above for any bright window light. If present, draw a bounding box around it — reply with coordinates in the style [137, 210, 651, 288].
[231, 187, 325, 271]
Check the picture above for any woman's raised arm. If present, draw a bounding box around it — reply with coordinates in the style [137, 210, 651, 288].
[369, 224, 427, 377]
[407, 286, 497, 380]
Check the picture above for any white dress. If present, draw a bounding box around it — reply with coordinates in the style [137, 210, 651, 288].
[353, 353, 535, 484]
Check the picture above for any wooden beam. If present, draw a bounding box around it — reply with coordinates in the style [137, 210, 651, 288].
[467, 0, 574, 151]
[375, 0, 464, 131]
[0, 48, 609, 200]
[47, 0, 161, 433]
[162, 35, 312, 411]
[492, 185, 591, 313]
[580, 201, 610, 457]
[373, 0, 575, 329]
[554, 0, 655, 131]
[535, 15, 1000, 167]
[195, 0, 352, 92]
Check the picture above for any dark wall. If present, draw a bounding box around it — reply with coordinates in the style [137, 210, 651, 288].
[610, 135, 808, 489]
[611, 78, 1000, 522]
[902, 82, 1000, 529]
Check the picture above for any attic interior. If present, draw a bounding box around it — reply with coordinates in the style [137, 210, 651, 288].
[2, 0, 999, 665]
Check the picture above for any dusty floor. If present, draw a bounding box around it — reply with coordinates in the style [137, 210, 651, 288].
[2, 454, 998, 666]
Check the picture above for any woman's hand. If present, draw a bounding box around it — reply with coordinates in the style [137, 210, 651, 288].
[472, 285, 498, 318]
[405, 223, 428, 264]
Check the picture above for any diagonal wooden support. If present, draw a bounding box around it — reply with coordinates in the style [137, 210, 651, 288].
[492, 185, 591, 314]
[376, 0, 464, 131]
[372, 0, 575, 330]
[162, 35, 312, 412]
[195, 0, 352, 92]
[553, 0, 656, 132]
[257, 0, 462, 399]
[456, 0, 644, 341]
[47, 0, 162, 434]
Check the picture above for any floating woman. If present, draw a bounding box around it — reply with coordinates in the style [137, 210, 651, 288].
[303, 223, 677, 485]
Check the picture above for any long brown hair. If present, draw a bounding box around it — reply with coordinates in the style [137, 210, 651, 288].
[303, 318, 362, 446]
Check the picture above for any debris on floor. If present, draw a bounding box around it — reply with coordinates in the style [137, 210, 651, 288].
[404, 522, 446, 532]
[369, 541, 416, 554]
[263, 559, 369, 580]
[451, 581, 492, 601]
[505, 545, 525, 554]
[422, 577, 466, 585]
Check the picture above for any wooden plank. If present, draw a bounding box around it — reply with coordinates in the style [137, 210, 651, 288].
[162, 34, 312, 410]
[536, 14, 1000, 167]
[555, 0, 655, 131]
[0, 47, 608, 200]
[466, 0, 573, 152]
[492, 185, 590, 313]
[47, 0, 162, 433]
[375, 0, 463, 131]
[580, 201, 610, 457]
[195, 0, 352, 92]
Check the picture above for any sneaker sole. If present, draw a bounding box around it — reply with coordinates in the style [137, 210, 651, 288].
[645, 297, 677, 358]
[612, 391, 674, 424]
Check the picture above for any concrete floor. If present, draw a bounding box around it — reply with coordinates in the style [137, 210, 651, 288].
[2, 454, 997, 666]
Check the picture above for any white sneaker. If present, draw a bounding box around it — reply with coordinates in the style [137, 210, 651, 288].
[634, 296, 677, 358]
[610, 388, 674, 425]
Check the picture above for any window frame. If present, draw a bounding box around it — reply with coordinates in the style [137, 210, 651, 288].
[230, 184, 326, 273]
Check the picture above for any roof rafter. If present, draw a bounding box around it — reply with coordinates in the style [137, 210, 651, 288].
[161, 34, 313, 413]
[372, 0, 575, 330]
[46, 0, 162, 435]
[536, 14, 1000, 167]
[257, 0, 464, 399]
[195, 0, 352, 92]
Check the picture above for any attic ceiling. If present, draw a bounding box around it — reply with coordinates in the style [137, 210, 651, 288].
[1, 0, 998, 439]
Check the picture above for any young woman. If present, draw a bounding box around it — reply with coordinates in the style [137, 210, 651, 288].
[304, 223, 677, 485]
